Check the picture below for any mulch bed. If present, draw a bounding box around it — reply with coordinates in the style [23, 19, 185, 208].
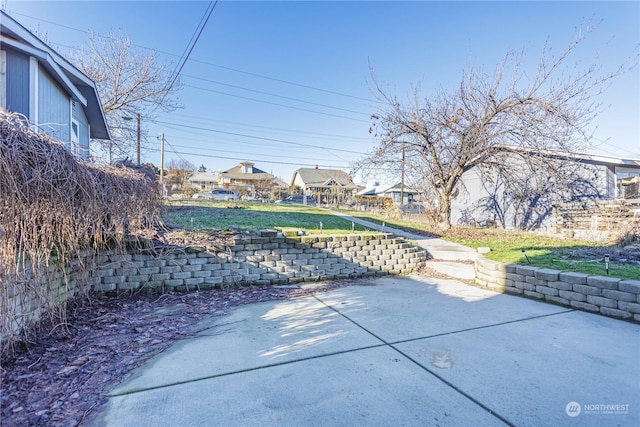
[0, 280, 360, 427]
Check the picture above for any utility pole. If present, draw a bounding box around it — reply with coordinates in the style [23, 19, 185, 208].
[400, 142, 405, 206]
[136, 113, 141, 165]
[160, 132, 165, 195]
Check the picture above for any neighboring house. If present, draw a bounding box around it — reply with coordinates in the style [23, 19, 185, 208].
[189, 172, 220, 191]
[451, 148, 640, 231]
[291, 166, 358, 204]
[0, 11, 110, 158]
[217, 161, 282, 198]
[357, 182, 419, 205]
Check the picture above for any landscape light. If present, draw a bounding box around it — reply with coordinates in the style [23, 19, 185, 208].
[319, 221, 323, 234]
[604, 254, 610, 275]
[521, 248, 531, 264]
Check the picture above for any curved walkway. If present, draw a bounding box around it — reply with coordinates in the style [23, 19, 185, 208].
[326, 210, 477, 281]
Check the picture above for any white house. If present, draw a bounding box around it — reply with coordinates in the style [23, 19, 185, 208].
[291, 167, 358, 204]
[0, 11, 110, 158]
[451, 147, 640, 230]
[357, 182, 419, 205]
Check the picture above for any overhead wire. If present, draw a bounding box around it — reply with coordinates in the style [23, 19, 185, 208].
[166, 142, 353, 164]
[182, 84, 370, 123]
[155, 145, 351, 169]
[166, 112, 373, 142]
[160, 0, 218, 104]
[8, 9, 380, 105]
[149, 120, 369, 155]
[183, 74, 370, 116]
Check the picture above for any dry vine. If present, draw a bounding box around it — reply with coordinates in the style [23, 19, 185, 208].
[0, 111, 162, 357]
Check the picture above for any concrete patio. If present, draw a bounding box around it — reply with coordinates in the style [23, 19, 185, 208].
[89, 275, 639, 427]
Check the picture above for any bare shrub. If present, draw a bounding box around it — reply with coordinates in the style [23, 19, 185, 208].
[0, 111, 162, 355]
[613, 222, 640, 247]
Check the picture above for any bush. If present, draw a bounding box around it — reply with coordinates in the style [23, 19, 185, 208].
[0, 111, 162, 355]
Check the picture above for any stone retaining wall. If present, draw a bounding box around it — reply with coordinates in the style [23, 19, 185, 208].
[3, 233, 427, 343]
[475, 256, 640, 322]
[93, 233, 427, 293]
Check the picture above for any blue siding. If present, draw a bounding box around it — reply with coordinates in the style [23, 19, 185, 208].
[72, 100, 90, 158]
[4, 49, 29, 117]
[38, 67, 70, 143]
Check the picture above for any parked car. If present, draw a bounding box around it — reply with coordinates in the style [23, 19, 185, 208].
[192, 189, 239, 200]
[275, 195, 316, 206]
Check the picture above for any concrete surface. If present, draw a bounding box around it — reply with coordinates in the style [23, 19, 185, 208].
[326, 210, 477, 280]
[90, 276, 639, 427]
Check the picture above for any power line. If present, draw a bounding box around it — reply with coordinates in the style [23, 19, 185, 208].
[162, 0, 218, 103]
[155, 146, 351, 169]
[167, 143, 352, 164]
[8, 9, 380, 105]
[167, 112, 372, 142]
[149, 120, 369, 155]
[183, 74, 370, 116]
[183, 84, 370, 123]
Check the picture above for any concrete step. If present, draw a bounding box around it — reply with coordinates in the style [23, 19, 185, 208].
[424, 260, 476, 281]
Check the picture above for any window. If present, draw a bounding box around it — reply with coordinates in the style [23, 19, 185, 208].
[71, 119, 79, 156]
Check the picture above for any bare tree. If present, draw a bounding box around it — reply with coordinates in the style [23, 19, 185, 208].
[165, 158, 196, 191]
[470, 149, 604, 230]
[73, 31, 181, 162]
[364, 27, 636, 229]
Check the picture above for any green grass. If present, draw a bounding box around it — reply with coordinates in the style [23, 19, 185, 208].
[163, 200, 640, 281]
[335, 209, 640, 281]
[441, 228, 638, 280]
[163, 199, 373, 235]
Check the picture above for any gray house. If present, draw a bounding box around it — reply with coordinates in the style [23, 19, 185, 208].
[451, 148, 640, 231]
[291, 166, 358, 204]
[1, 11, 110, 158]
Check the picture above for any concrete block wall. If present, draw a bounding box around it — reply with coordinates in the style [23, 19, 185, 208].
[3, 233, 426, 343]
[475, 256, 640, 322]
[92, 233, 428, 293]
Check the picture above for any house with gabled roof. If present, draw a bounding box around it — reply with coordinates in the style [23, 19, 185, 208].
[188, 172, 220, 191]
[218, 161, 284, 198]
[291, 166, 358, 204]
[1, 11, 110, 158]
[357, 182, 420, 205]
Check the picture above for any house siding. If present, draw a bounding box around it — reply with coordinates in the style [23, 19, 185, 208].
[451, 155, 611, 231]
[4, 48, 30, 117]
[72, 99, 90, 158]
[37, 66, 70, 143]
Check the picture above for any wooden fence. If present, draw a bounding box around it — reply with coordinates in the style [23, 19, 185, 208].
[553, 199, 640, 232]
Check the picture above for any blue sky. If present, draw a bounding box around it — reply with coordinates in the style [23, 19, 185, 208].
[4, 0, 639, 185]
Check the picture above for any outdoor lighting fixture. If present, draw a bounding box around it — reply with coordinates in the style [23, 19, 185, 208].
[352, 221, 355, 232]
[381, 222, 385, 233]
[319, 221, 323, 234]
[521, 248, 531, 264]
[605, 254, 610, 275]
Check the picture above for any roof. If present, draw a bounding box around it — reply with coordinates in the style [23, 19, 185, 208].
[220, 163, 276, 182]
[293, 168, 357, 189]
[357, 182, 419, 196]
[0, 11, 110, 140]
[482, 145, 640, 169]
[272, 177, 289, 188]
[189, 172, 220, 182]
